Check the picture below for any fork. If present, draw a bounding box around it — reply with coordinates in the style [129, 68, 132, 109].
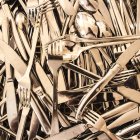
[47, 41, 64, 135]
[27, 0, 59, 25]
[83, 109, 119, 140]
[16, 87, 30, 140]
[46, 38, 134, 64]
[16, 13, 41, 140]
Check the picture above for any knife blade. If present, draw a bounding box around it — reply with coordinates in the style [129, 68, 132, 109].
[108, 107, 140, 129]
[117, 86, 140, 104]
[30, 92, 51, 134]
[102, 102, 137, 120]
[0, 40, 26, 77]
[1, 14, 18, 132]
[28, 112, 40, 140]
[116, 120, 140, 136]
[45, 124, 87, 140]
[98, 0, 115, 33]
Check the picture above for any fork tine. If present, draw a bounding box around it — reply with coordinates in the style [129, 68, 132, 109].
[86, 109, 100, 119]
[37, 0, 59, 14]
[83, 114, 96, 124]
[84, 110, 98, 121]
[37, 0, 57, 9]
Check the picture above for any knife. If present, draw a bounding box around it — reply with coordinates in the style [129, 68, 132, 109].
[98, 0, 115, 33]
[45, 124, 88, 140]
[30, 92, 51, 134]
[116, 120, 140, 136]
[76, 39, 140, 119]
[1, 14, 18, 132]
[28, 112, 40, 140]
[108, 107, 140, 129]
[0, 39, 26, 77]
[117, 86, 140, 104]
[102, 102, 137, 121]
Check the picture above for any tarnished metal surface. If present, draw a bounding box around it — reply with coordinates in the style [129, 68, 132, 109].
[0, 0, 139, 140]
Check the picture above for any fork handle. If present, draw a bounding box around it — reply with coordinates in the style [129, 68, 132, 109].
[105, 129, 119, 140]
[16, 107, 30, 140]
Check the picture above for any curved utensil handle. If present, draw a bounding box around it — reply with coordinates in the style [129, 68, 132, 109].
[76, 64, 122, 119]
[105, 129, 120, 140]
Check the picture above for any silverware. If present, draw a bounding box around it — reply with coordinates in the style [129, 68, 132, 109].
[28, 112, 39, 140]
[30, 91, 51, 134]
[83, 109, 119, 140]
[2, 3, 28, 60]
[76, 39, 140, 119]
[117, 86, 140, 104]
[108, 107, 140, 129]
[1, 12, 18, 132]
[16, 13, 41, 140]
[45, 123, 88, 140]
[47, 42, 64, 135]
[116, 120, 140, 137]
[102, 102, 137, 121]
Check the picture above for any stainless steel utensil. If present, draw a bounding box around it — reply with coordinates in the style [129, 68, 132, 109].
[83, 109, 119, 140]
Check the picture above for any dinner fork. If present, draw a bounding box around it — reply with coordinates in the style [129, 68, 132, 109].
[47, 41, 64, 135]
[46, 38, 134, 64]
[83, 109, 119, 140]
[16, 13, 41, 140]
[16, 87, 30, 140]
[27, 0, 59, 25]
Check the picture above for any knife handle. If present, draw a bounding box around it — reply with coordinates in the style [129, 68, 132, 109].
[46, 124, 87, 140]
[76, 63, 122, 119]
[2, 4, 27, 61]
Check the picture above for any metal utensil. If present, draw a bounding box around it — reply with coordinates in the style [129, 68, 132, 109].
[76, 39, 140, 119]
[83, 109, 119, 140]
[1, 12, 18, 132]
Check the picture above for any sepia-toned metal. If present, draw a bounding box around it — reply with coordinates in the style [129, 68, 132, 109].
[0, 0, 139, 140]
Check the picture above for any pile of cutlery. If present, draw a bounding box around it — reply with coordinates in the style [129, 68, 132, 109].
[0, 0, 140, 139]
